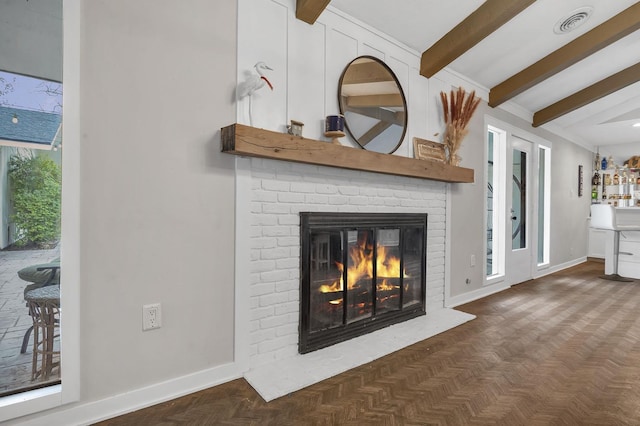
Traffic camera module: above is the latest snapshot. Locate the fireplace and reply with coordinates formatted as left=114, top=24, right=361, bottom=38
left=299, top=212, right=427, bottom=353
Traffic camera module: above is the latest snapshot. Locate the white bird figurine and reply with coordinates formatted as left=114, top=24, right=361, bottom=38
left=237, top=62, right=274, bottom=100
left=237, top=62, right=274, bottom=126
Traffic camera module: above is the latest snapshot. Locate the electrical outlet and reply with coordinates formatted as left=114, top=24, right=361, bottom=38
left=143, top=303, right=162, bottom=331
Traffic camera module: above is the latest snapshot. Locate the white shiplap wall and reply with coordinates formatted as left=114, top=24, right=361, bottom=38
left=237, top=0, right=430, bottom=155
left=236, top=0, right=454, bottom=369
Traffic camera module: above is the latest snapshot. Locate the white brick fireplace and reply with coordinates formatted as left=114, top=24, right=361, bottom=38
left=233, top=155, right=474, bottom=400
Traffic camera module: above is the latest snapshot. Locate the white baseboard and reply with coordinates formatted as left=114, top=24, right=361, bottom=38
left=18, top=362, right=242, bottom=426
left=445, top=280, right=510, bottom=308
left=534, top=257, right=587, bottom=279
left=446, top=256, right=588, bottom=308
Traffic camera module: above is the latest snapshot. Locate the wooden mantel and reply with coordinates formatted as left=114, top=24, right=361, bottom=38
left=221, top=123, right=474, bottom=184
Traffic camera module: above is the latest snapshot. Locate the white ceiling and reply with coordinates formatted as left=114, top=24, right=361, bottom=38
left=330, top=0, right=640, bottom=157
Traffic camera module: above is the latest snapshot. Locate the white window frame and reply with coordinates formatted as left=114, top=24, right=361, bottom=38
left=537, top=145, right=551, bottom=268
left=0, top=0, right=80, bottom=420
left=485, top=123, right=507, bottom=284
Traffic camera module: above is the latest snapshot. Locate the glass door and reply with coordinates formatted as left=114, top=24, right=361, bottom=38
left=507, top=137, right=533, bottom=285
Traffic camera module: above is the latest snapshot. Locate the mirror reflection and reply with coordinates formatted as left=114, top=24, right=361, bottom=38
left=338, top=56, right=407, bottom=154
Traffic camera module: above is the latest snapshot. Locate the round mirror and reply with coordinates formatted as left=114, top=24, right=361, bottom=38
left=338, top=56, right=408, bottom=154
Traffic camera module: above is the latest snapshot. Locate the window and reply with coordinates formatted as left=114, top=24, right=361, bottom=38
left=486, top=125, right=506, bottom=279
left=0, top=70, right=62, bottom=397
left=512, top=146, right=527, bottom=250
left=0, top=0, right=80, bottom=420
left=537, top=145, right=551, bottom=266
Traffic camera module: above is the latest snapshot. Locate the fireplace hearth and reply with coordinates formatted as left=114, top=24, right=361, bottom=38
left=299, top=212, right=427, bottom=353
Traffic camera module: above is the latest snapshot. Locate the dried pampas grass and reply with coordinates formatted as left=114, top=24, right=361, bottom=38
left=440, top=87, right=480, bottom=165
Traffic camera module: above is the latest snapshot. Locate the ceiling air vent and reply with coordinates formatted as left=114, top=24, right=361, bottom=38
left=554, top=7, right=593, bottom=34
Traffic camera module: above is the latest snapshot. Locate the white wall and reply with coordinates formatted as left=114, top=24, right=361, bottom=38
left=236, top=0, right=428, bottom=156
left=77, top=0, right=238, bottom=400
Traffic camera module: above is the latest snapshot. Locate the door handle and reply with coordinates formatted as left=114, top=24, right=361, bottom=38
left=511, top=216, right=517, bottom=221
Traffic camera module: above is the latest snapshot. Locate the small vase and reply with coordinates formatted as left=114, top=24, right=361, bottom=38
left=446, top=148, right=461, bottom=166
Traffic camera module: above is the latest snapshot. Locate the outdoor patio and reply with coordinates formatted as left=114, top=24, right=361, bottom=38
left=0, top=246, right=60, bottom=394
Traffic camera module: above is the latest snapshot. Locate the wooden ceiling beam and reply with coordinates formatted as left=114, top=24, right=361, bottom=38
left=345, top=106, right=405, bottom=126
left=420, top=0, right=536, bottom=78
left=532, top=62, right=640, bottom=127
left=490, top=2, right=640, bottom=107
left=359, top=121, right=393, bottom=146
left=296, top=0, right=331, bottom=25
left=342, top=62, right=394, bottom=85
left=345, top=94, right=404, bottom=108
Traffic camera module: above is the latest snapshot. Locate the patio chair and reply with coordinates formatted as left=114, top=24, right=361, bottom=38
left=18, top=259, right=60, bottom=354
left=25, top=284, right=60, bottom=380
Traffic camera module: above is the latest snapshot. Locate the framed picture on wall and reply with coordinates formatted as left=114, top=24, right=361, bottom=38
left=578, top=165, right=583, bottom=197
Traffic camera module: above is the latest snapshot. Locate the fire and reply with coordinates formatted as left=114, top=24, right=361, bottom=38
left=376, top=245, right=402, bottom=279
left=318, top=280, right=342, bottom=293
left=318, top=235, right=407, bottom=295
left=377, top=279, right=397, bottom=291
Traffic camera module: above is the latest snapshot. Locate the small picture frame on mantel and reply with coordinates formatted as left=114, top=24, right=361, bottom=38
left=413, top=137, right=446, bottom=163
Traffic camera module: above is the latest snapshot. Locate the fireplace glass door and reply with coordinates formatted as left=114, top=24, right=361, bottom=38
left=300, top=213, right=427, bottom=353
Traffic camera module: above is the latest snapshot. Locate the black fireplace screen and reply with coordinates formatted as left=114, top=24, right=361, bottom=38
left=300, top=212, right=427, bottom=353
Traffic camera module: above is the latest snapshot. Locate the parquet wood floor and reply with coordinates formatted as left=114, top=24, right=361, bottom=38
left=97, top=261, right=640, bottom=425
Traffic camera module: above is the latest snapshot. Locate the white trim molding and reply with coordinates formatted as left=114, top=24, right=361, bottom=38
left=445, top=280, right=510, bottom=308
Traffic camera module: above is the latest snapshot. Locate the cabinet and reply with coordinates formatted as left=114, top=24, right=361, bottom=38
left=591, top=168, right=640, bottom=208
left=618, top=236, right=640, bottom=279
left=590, top=209, right=640, bottom=278
left=587, top=227, right=606, bottom=258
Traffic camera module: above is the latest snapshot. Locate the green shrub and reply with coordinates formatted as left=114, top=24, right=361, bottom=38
left=8, top=153, right=61, bottom=248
